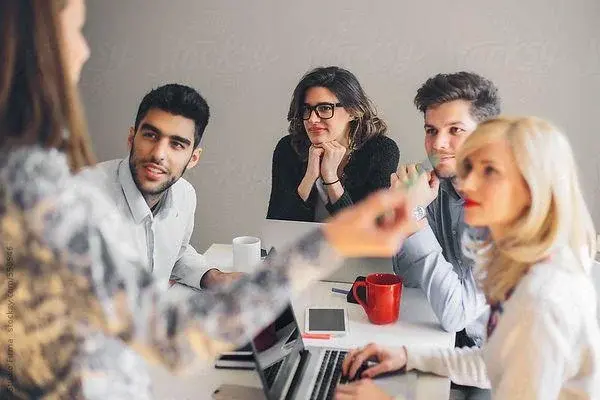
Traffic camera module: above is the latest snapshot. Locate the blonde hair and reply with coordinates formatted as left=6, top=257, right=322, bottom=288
left=457, top=116, right=596, bottom=303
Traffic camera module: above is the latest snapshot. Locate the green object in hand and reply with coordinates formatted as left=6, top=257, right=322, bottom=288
left=400, top=154, right=440, bottom=190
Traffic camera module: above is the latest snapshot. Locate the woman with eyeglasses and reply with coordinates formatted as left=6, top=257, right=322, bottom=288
left=267, top=66, right=400, bottom=222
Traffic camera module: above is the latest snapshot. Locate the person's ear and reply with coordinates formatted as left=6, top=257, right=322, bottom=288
left=187, top=148, right=202, bottom=169
left=127, top=127, right=136, bottom=149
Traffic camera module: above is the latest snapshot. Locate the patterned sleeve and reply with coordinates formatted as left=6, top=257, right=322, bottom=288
left=89, top=200, right=343, bottom=369
left=8, top=148, right=345, bottom=371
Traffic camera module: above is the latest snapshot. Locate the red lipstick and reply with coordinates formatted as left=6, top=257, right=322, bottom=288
left=464, top=198, right=480, bottom=208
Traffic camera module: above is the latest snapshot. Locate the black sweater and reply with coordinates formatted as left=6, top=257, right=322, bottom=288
left=266, top=134, right=400, bottom=222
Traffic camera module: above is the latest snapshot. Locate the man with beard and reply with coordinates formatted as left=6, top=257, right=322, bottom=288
left=391, top=73, right=501, bottom=400
left=80, top=84, right=241, bottom=290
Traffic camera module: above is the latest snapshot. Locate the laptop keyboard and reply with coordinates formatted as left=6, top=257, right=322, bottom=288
left=264, top=359, right=284, bottom=387
left=309, top=350, right=347, bottom=400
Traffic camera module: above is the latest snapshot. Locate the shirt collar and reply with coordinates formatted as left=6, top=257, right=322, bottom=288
left=118, top=159, right=152, bottom=223
left=439, top=178, right=463, bottom=202
left=152, top=190, right=175, bottom=218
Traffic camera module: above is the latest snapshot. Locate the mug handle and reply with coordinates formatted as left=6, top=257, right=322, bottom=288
left=352, top=281, right=368, bottom=311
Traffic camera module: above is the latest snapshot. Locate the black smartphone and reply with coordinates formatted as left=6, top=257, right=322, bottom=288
left=346, top=276, right=366, bottom=304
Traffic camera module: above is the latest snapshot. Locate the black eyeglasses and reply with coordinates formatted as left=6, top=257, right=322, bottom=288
left=301, top=102, right=343, bottom=120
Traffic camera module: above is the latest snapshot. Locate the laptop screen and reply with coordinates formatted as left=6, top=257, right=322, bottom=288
left=250, top=304, right=305, bottom=400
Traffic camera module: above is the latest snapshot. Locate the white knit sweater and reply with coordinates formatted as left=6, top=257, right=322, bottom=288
left=406, top=247, right=600, bottom=399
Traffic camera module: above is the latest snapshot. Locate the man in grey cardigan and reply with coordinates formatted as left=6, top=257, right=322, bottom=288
left=392, top=72, right=501, bottom=400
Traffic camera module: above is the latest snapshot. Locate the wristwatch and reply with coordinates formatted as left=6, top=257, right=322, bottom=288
left=412, top=205, right=426, bottom=221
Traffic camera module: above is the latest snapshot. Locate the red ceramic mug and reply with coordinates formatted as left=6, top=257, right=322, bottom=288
left=352, top=273, right=403, bottom=324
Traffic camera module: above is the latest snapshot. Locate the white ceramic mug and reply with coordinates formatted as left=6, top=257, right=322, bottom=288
left=232, top=236, right=261, bottom=272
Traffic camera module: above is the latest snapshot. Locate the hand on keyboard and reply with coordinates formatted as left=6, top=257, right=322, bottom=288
left=341, top=343, right=408, bottom=381
left=340, top=362, right=370, bottom=384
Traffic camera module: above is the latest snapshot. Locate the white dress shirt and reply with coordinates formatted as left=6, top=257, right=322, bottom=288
left=405, top=246, right=600, bottom=399
left=78, top=158, right=211, bottom=290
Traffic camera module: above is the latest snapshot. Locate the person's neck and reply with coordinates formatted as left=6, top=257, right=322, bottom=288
left=144, top=192, right=164, bottom=211
left=338, top=131, right=350, bottom=150
left=488, top=224, right=509, bottom=243
left=438, top=175, right=460, bottom=195
left=450, top=177, right=460, bottom=193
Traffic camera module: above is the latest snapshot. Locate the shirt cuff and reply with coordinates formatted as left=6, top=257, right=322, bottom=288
left=171, top=261, right=213, bottom=289
left=405, top=345, right=440, bottom=372
left=405, top=345, right=491, bottom=389
left=400, top=226, right=443, bottom=264
left=325, top=190, right=353, bottom=214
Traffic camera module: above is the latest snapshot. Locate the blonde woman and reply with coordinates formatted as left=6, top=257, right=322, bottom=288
left=338, top=117, right=600, bottom=400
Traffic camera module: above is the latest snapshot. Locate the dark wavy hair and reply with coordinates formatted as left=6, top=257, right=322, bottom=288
left=287, top=66, right=387, bottom=161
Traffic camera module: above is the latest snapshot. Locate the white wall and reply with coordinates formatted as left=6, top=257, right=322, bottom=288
left=81, top=0, right=600, bottom=251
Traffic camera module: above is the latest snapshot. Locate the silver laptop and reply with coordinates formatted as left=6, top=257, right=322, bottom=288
left=250, top=303, right=416, bottom=400
left=260, top=219, right=393, bottom=283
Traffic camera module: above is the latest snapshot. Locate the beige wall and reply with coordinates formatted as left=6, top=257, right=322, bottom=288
left=81, top=0, right=600, bottom=251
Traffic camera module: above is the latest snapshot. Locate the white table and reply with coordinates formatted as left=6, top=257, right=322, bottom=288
left=150, top=245, right=454, bottom=400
